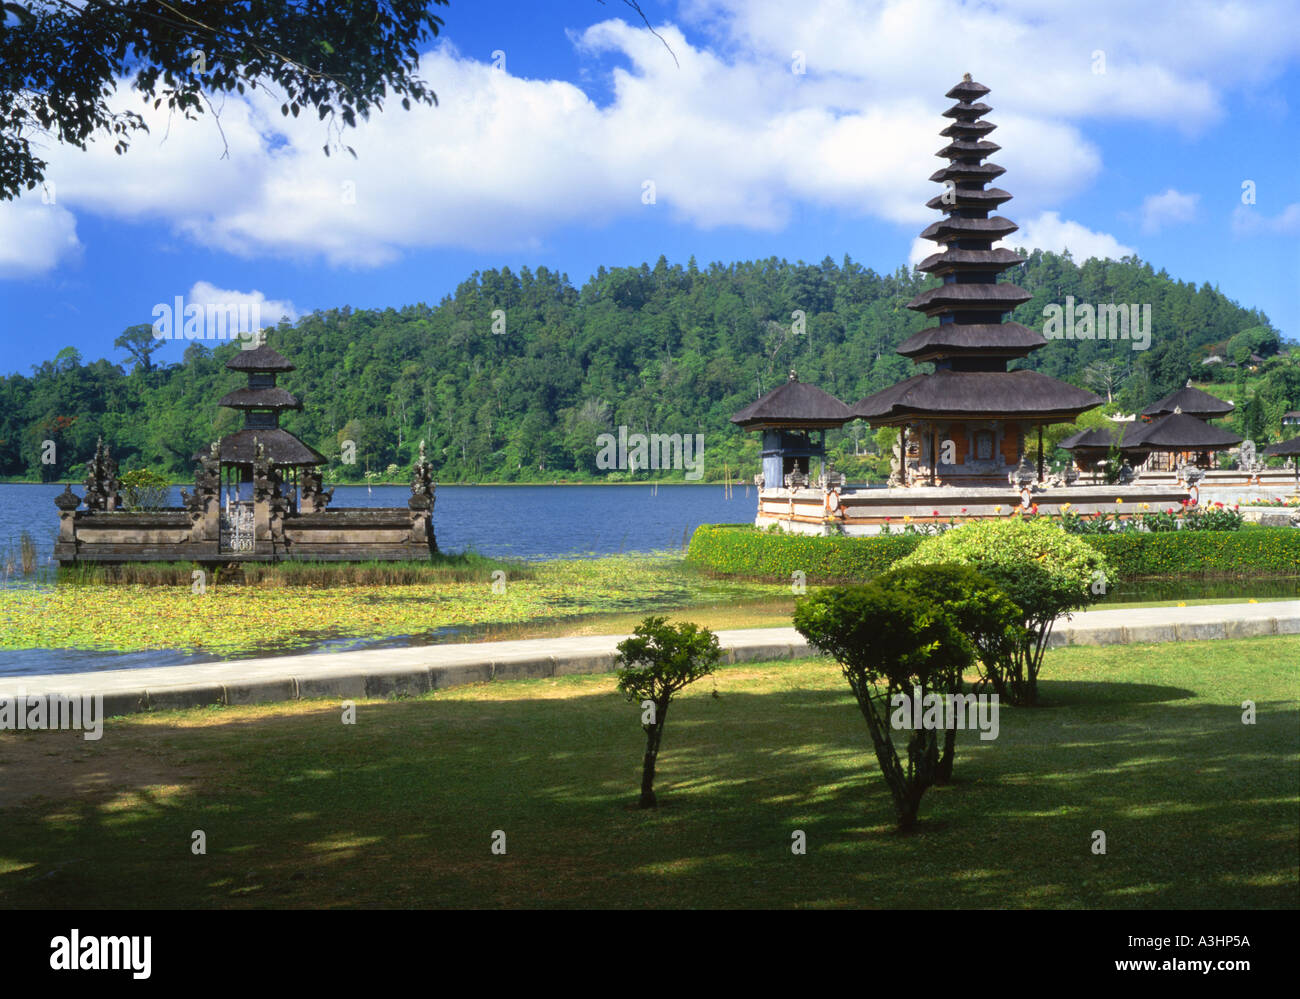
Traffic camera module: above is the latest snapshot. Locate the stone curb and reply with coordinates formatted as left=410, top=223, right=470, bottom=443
left=2, top=609, right=1296, bottom=718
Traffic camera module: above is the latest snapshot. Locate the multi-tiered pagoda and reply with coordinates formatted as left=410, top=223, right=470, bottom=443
left=853, top=75, right=1102, bottom=485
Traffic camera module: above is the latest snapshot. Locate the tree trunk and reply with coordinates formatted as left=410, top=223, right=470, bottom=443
left=639, top=705, right=668, bottom=808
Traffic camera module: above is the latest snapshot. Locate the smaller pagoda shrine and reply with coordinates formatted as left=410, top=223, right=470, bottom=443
left=54, top=337, right=437, bottom=565
left=731, top=371, right=853, bottom=488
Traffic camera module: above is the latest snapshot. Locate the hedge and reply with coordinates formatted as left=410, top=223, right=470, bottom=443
left=686, top=524, right=1300, bottom=582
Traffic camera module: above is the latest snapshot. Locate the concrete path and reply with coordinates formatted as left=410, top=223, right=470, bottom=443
left=1, top=601, right=1296, bottom=717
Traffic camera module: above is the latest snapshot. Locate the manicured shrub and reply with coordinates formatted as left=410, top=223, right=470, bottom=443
left=793, top=582, right=972, bottom=831
left=871, top=564, right=1025, bottom=781
left=687, top=524, right=1300, bottom=582
left=687, top=524, right=924, bottom=582
left=615, top=617, right=722, bottom=809
left=897, top=519, right=1108, bottom=706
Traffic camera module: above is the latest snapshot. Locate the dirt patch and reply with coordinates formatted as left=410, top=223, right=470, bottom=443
left=0, top=729, right=206, bottom=809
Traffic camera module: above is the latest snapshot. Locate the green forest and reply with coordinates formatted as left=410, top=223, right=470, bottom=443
left=2, top=248, right=1294, bottom=484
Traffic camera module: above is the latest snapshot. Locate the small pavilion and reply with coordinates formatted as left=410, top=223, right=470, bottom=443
left=731, top=372, right=853, bottom=487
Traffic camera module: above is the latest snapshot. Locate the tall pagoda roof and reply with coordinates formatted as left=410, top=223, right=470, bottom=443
left=851, top=76, right=1102, bottom=426
left=731, top=373, right=852, bottom=429
left=1141, top=384, right=1234, bottom=419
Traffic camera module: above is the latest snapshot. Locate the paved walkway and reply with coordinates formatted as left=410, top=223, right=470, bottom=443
left=1, top=601, right=1296, bottom=716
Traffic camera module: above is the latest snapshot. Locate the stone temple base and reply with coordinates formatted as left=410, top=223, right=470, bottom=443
left=755, top=483, right=1205, bottom=536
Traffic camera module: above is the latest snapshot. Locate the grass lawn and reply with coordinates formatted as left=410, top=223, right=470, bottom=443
left=1, top=635, right=1296, bottom=909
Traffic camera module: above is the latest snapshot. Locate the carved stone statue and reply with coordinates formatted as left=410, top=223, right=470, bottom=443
left=888, top=434, right=904, bottom=488
left=408, top=440, right=436, bottom=512
left=82, top=437, right=121, bottom=512
left=299, top=467, right=334, bottom=513
left=252, top=440, right=288, bottom=543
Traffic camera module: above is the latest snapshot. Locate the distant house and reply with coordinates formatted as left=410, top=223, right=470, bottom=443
left=1283, top=411, right=1300, bottom=430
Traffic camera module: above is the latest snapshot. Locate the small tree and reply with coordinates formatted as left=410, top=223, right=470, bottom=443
left=794, top=583, right=972, bottom=831
left=615, top=617, right=721, bottom=809
left=898, top=519, right=1108, bottom=706
left=870, top=564, right=1024, bottom=782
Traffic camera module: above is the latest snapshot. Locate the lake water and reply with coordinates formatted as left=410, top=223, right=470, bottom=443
left=1, top=481, right=1295, bottom=677
left=0, top=481, right=758, bottom=571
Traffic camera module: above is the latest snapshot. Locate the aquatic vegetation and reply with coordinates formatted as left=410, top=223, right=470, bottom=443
left=0, top=555, right=786, bottom=657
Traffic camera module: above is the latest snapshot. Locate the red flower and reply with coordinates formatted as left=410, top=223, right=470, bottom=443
left=932, top=510, right=939, bottom=516
left=961, top=507, right=968, bottom=513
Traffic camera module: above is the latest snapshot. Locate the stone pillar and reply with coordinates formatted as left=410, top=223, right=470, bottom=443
left=182, top=444, right=222, bottom=544
left=408, top=440, right=437, bottom=554
left=54, top=485, right=81, bottom=543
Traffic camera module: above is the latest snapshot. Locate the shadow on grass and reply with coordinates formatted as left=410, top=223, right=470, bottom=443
left=0, top=673, right=1295, bottom=909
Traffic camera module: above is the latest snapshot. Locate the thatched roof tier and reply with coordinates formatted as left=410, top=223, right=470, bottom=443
left=907, top=282, right=1032, bottom=317
left=1263, top=435, right=1300, bottom=457
left=1135, top=412, right=1242, bottom=449
left=731, top=374, right=853, bottom=429
left=919, top=215, right=1019, bottom=241
left=897, top=322, right=1044, bottom=360
left=1059, top=422, right=1153, bottom=453
left=1141, top=385, right=1234, bottom=419
left=194, top=428, right=326, bottom=467
left=924, top=187, right=1013, bottom=211
left=936, top=139, right=1001, bottom=158
left=943, top=101, right=991, bottom=118
left=940, top=119, right=996, bottom=138
left=929, top=162, right=1006, bottom=184
left=225, top=344, right=295, bottom=372
left=853, top=370, right=1102, bottom=423
left=945, top=78, right=991, bottom=101
left=917, top=247, right=1024, bottom=274
left=217, top=386, right=302, bottom=410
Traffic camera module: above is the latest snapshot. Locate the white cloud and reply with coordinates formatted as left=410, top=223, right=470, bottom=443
left=910, top=211, right=1134, bottom=266
left=1003, top=211, right=1136, bottom=262
left=1140, top=189, right=1199, bottom=233
left=0, top=195, right=81, bottom=277
left=6, top=0, right=1296, bottom=272
left=1232, top=202, right=1300, bottom=235
left=186, top=281, right=298, bottom=327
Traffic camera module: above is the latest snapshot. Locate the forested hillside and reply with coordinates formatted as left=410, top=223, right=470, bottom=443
left=1, top=249, right=1288, bottom=483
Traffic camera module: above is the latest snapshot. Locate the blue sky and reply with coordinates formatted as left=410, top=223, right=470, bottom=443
left=2, top=0, right=1298, bottom=376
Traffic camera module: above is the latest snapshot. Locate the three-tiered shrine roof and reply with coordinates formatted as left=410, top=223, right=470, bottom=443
left=195, top=341, right=324, bottom=467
